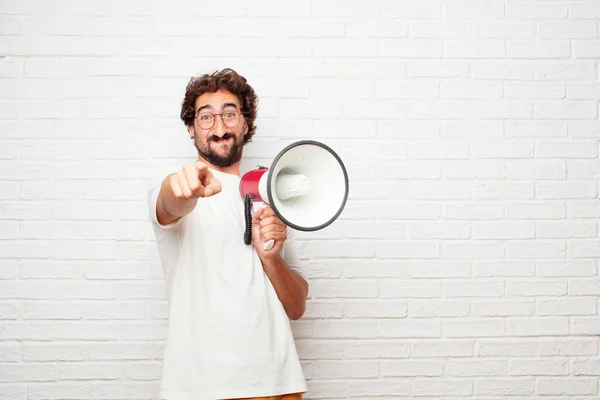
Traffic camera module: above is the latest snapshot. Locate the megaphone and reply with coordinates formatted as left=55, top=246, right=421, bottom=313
left=239, top=140, right=349, bottom=250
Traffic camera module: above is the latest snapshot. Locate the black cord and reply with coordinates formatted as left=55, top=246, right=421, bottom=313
left=244, top=194, right=253, bottom=245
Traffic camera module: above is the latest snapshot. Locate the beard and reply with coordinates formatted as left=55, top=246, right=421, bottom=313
left=192, top=130, right=244, bottom=168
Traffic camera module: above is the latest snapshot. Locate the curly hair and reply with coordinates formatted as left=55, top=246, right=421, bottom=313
left=180, top=68, right=258, bottom=144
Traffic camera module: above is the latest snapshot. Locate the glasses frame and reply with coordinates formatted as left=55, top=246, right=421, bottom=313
left=194, top=109, right=244, bottom=130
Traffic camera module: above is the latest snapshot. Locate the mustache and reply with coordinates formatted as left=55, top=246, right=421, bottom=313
left=208, top=133, right=236, bottom=142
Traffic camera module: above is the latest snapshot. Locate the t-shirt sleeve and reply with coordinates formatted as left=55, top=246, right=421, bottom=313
left=281, top=227, right=307, bottom=282
left=147, top=172, right=185, bottom=231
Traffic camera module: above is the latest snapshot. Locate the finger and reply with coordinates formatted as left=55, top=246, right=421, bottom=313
left=259, top=207, right=276, bottom=219
left=259, top=216, right=285, bottom=228
left=260, top=225, right=287, bottom=239
left=261, top=229, right=286, bottom=243
left=253, top=207, right=265, bottom=222
left=204, top=176, right=222, bottom=197
left=171, top=174, right=183, bottom=198
left=177, top=170, right=194, bottom=199
left=184, top=164, right=205, bottom=198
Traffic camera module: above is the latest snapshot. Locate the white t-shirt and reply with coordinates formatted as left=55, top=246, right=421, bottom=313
left=147, top=168, right=308, bottom=400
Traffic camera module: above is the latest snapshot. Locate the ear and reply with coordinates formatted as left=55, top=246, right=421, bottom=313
left=187, top=125, right=195, bottom=138
left=244, top=121, right=249, bottom=136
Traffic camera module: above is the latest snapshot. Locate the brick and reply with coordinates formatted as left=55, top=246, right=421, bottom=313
left=473, top=182, right=534, bottom=200
left=507, top=203, right=565, bottom=220
left=445, top=40, right=506, bottom=58
left=59, top=363, right=120, bottom=380
left=507, top=2, right=567, bottom=19
left=125, top=362, right=162, bottom=381
left=537, top=298, right=597, bottom=316
left=570, top=240, right=600, bottom=258
left=574, top=40, right=600, bottom=59
left=536, top=222, right=597, bottom=239
left=408, top=300, right=470, bottom=318
left=537, top=260, right=596, bottom=277
left=507, top=280, right=567, bottom=296
left=473, top=300, right=535, bottom=317
left=507, top=240, right=566, bottom=259
left=315, top=320, right=376, bottom=339
left=316, top=360, right=378, bottom=379
left=380, top=281, right=441, bottom=298
left=443, top=319, right=505, bottom=338
left=509, top=360, right=568, bottom=376
left=411, top=379, right=473, bottom=396
left=471, top=222, right=535, bottom=239
left=376, top=240, right=440, bottom=259
left=344, top=340, right=410, bottom=359
left=380, top=39, right=442, bottom=58
left=573, top=359, right=600, bottom=376
left=442, top=241, right=505, bottom=260
left=313, top=280, right=378, bottom=299
left=447, top=360, right=507, bottom=377
left=412, top=339, right=474, bottom=358
left=380, top=160, right=441, bottom=179
left=348, top=379, right=410, bottom=396
left=0, top=363, right=57, bottom=382
left=442, top=159, right=507, bottom=178
left=440, top=80, right=502, bottom=98
left=537, top=378, right=598, bottom=395
left=506, top=317, right=569, bottom=337
left=474, top=261, right=535, bottom=278
left=344, top=300, right=407, bottom=318
left=569, top=279, right=600, bottom=295
left=475, top=378, right=535, bottom=395
left=540, top=21, right=597, bottom=39
left=446, top=203, right=505, bottom=220
left=441, top=120, right=503, bottom=139
left=381, top=360, right=442, bottom=377
left=506, top=120, right=568, bottom=138
left=446, top=1, right=504, bottom=19
left=539, top=338, right=598, bottom=356
left=445, top=281, right=504, bottom=298
left=571, top=317, right=600, bottom=336
left=0, top=342, right=20, bottom=362
left=476, top=339, right=539, bottom=357
left=378, top=320, right=441, bottom=338
left=537, top=61, right=598, bottom=80
left=407, top=261, right=470, bottom=278
left=380, top=1, right=443, bottom=19
left=508, top=40, right=570, bottom=59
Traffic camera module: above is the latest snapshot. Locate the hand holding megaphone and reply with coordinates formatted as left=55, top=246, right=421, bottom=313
left=251, top=206, right=286, bottom=255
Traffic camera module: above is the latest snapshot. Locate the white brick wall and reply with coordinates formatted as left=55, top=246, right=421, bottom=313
left=1, top=0, right=599, bottom=398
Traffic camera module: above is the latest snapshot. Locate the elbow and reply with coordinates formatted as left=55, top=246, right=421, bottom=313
left=287, top=300, right=306, bottom=320
left=288, top=307, right=305, bottom=321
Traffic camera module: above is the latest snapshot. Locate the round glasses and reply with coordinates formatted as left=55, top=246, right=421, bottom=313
left=195, top=110, right=242, bottom=130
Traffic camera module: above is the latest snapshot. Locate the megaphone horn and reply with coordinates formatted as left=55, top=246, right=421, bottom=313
left=239, top=140, right=349, bottom=248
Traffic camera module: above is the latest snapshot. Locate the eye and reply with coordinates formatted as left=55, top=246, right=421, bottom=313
left=224, top=111, right=236, bottom=118
left=199, top=113, right=212, bottom=120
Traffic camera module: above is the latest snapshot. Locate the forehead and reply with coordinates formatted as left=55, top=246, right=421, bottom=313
left=194, top=89, right=241, bottom=111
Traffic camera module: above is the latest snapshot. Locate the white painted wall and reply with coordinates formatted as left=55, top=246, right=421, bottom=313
left=1, top=0, right=599, bottom=398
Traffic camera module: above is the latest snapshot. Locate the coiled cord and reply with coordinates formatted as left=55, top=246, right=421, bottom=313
left=244, top=194, right=252, bottom=245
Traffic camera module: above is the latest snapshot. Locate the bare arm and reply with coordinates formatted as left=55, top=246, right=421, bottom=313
left=252, top=207, right=308, bottom=320
left=156, top=160, right=222, bottom=225
left=261, top=253, right=308, bottom=320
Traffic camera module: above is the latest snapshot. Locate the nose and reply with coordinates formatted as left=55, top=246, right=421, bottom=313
left=211, top=114, right=227, bottom=138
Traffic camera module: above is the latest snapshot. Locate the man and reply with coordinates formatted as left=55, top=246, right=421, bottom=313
left=147, top=68, right=309, bottom=400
